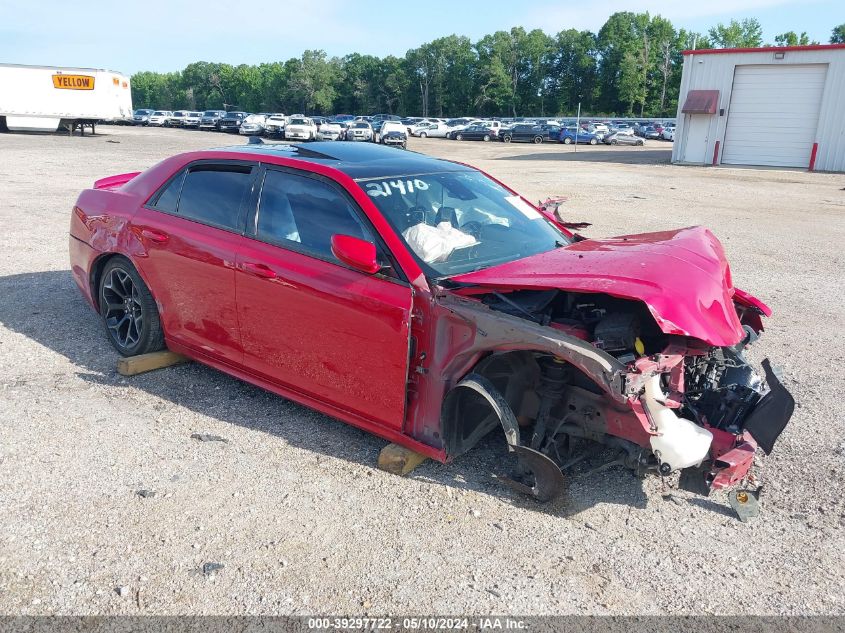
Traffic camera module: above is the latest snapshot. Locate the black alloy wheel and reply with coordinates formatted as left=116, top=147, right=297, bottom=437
left=99, top=258, right=164, bottom=356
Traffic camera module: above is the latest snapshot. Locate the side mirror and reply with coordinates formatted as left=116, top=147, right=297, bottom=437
left=330, top=234, right=381, bottom=274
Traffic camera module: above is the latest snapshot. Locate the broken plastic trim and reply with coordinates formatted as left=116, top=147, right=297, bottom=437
left=443, top=373, right=565, bottom=503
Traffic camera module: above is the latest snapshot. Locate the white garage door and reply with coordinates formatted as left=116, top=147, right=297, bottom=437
left=722, top=64, right=827, bottom=167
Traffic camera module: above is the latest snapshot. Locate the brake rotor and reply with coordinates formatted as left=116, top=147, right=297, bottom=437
left=500, top=444, right=566, bottom=503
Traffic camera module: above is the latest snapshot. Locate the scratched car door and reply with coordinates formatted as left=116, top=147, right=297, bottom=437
left=235, top=167, right=413, bottom=430
left=131, top=161, right=255, bottom=365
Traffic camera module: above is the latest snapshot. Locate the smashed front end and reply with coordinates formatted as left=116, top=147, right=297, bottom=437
left=436, top=270, right=794, bottom=513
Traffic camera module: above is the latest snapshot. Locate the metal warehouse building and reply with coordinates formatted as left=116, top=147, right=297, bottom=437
left=672, top=44, right=845, bottom=172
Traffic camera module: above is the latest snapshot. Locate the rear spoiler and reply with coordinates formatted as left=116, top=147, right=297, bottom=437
left=93, top=172, right=141, bottom=191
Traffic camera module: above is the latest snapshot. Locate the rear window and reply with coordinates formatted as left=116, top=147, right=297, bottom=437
left=176, top=165, right=254, bottom=231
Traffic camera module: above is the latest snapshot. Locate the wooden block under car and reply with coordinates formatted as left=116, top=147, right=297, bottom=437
left=377, top=443, right=430, bottom=476
left=117, top=350, right=190, bottom=377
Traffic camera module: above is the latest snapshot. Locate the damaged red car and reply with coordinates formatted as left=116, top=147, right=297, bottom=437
left=69, top=142, right=793, bottom=507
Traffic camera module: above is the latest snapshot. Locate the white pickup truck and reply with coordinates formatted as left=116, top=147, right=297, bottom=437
left=0, top=63, right=133, bottom=133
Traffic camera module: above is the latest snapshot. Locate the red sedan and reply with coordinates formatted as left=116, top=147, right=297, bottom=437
left=69, top=142, right=793, bottom=506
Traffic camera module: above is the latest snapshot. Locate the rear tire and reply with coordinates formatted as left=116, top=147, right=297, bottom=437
left=420, top=132, right=427, bottom=138
left=483, top=134, right=490, bottom=142
left=563, top=137, right=572, bottom=145
left=99, top=257, right=165, bottom=357
left=502, top=135, right=511, bottom=143
left=456, top=133, right=463, bottom=141
left=589, top=138, right=597, bottom=145
left=533, top=136, right=543, bottom=144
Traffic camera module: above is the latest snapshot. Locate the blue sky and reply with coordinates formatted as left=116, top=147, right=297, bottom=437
left=0, top=0, right=841, bottom=74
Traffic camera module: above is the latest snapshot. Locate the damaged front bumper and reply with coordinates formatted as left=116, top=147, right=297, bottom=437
left=437, top=293, right=794, bottom=511
left=678, top=358, right=794, bottom=495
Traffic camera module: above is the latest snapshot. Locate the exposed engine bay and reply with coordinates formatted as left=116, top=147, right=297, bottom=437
left=440, top=287, right=794, bottom=515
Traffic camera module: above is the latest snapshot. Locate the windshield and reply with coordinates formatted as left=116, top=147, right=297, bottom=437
left=290, top=118, right=308, bottom=125
left=352, top=122, right=370, bottom=129
left=359, top=171, right=568, bottom=277
left=203, top=110, right=218, bottom=116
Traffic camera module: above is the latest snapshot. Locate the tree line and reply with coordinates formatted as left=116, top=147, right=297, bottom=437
left=130, top=15, right=845, bottom=118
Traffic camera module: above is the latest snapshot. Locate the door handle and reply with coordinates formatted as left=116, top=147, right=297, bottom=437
left=241, top=262, right=277, bottom=279
left=140, top=228, right=169, bottom=244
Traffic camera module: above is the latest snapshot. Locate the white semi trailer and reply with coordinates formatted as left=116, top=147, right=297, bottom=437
left=0, top=63, right=133, bottom=134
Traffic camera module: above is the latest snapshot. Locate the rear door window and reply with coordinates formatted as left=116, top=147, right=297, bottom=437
left=176, top=164, right=254, bottom=232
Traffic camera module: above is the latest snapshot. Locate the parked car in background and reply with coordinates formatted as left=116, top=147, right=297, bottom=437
left=559, top=127, right=598, bottom=145
left=239, top=114, right=268, bottom=136
left=446, top=120, right=485, bottom=139
left=284, top=117, right=317, bottom=140
left=409, top=121, right=435, bottom=136
left=371, top=114, right=401, bottom=126
left=319, top=120, right=343, bottom=140
left=182, top=111, right=203, bottom=129
left=147, top=111, right=173, bottom=127
left=501, top=123, right=561, bottom=144
left=199, top=110, right=227, bottom=131
left=169, top=110, right=189, bottom=127
left=480, top=120, right=503, bottom=137
left=378, top=120, right=407, bottom=148
left=453, top=124, right=496, bottom=142
left=132, top=109, right=154, bottom=126
left=219, top=112, right=248, bottom=133
left=662, top=126, right=676, bottom=141
left=603, top=131, right=645, bottom=146
left=264, top=114, right=287, bottom=137
left=413, top=122, right=451, bottom=138
left=346, top=121, right=374, bottom=142
left=642, top=126, right=662, bottom=140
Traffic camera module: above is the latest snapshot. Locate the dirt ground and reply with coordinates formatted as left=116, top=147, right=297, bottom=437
left=0, top=126, right=843, bottom=616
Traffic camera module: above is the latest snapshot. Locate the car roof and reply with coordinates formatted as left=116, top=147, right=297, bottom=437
left=212, top=141, right=473, bottom=180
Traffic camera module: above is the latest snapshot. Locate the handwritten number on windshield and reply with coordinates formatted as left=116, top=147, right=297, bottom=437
left=365, top=179, right=429, bottom=197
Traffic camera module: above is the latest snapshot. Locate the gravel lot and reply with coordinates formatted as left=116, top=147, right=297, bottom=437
left=1, top=126, right=843, bottom=616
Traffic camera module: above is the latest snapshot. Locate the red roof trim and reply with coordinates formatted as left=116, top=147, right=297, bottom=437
left=683, top=43, right=845, bottom=56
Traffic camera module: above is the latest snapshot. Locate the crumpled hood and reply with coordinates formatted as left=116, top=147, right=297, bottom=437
left=449, top=226, right=745, bottom=347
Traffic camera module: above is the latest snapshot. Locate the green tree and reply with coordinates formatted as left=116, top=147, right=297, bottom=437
left=830, top=24, right=845, bottom=43
left=708, top=18, right=763, bottom=48
left=405, top=44, right=438, bottom=116
left=618, top=51, right=644, bottom=115
left=773, top=31, right=812, bottom=46
left=286, top=50, right=337, bottom=114
left=596, top=12, right=652, bottom=114
left=546, top=29, right=598, bottom=115
left=473, top=31, right=515, bottom=116
left=435, top=35, right=476, bottom=117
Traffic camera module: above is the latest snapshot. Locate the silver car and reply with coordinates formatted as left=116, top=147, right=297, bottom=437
left=346, top=121, right=374, bottom=142
left=603, top=131, right=645, bottom=146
